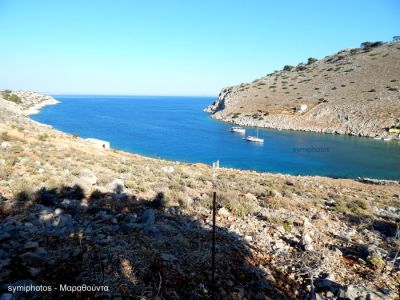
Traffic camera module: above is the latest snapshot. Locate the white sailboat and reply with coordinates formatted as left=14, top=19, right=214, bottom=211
left=246, top=127, right=264, bottom=143
left=230, top=126, right=246, bottom=134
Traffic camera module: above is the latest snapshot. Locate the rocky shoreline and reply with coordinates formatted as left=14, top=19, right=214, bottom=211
left=205, top=95, right=400, bottom=140
left=205, top=41, right=400, bottom=140
left=14, top=90, right=60, bottom=116
left=0, top=90, right=59, bottom=123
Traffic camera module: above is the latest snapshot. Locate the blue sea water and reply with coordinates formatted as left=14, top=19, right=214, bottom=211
left=32, top=95, right=400, bottom=180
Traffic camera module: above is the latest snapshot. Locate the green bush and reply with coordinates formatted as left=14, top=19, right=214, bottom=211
left=37, top=133, right=49, bottom=141
left=1, top=131, right=10, bottom=141
left=6, top=94, right=21, bottom=104
left=218, top=191, right=257, bottom=217
left=307, top=57, right=318, bottom=65
left=283, top=65, right=294, bottom=71
left=367, top=254, right=384, bottom=272
left=1, top=91, right=10, bottom=100
left=361, top=41, right=384, bottom=51
left=232, top=112, right=241, bottom=119
left=296, top=64, right=307, bottom=71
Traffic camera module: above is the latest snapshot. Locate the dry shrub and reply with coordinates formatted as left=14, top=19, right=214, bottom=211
left=335, top=198, right=372, bottom=216
left=218, top=191, right=257, bottom=217
left=265, top=196, right=291, bottom=209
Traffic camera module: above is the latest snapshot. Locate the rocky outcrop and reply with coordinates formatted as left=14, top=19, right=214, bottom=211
left=13, top=91, right=59, bottom=115
left=206, top=41, right=400, bottom=138
left=0, top=90, right=59, bottom=120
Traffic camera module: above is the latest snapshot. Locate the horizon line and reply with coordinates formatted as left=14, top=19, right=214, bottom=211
left=48, top=93, right=218, bottom=98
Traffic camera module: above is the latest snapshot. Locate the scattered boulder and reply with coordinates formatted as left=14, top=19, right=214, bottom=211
left=0, top=142, right=10, bottom=149
left=345, top=285, right=391, bottom=300
left=218, top=207, right=231, bottom=218
left=374, top=206, right=400, bottom=221
left=244, top=235, right=253, bottom=242
left=76, top=168, right=97, bottom=186
left=325, top=199, right=336, bottom=207
left=107, top=179, right=125, bottom=194
left=301, top=218, right=314, bottom=251
left=245, top=193, right=257, bottom=202
left=161, top=166, right=175, bottom=173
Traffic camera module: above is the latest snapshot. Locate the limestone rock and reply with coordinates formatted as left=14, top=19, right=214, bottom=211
left=76, top=169, right=97, bottom=186
left=107, top=179, right=125, bottom=194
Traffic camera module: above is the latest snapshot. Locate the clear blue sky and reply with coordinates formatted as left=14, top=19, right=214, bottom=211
left=0, top=0, right=399, bottom=96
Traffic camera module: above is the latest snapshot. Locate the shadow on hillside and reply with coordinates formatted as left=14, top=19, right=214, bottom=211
left=0, top=185, right=295, bottom=299
left=325, top=212, right=399, bottom=273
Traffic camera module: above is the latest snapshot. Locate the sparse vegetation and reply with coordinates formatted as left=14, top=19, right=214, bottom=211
left=367, top=254, right=385, bottom=272
left=283, top=65, right=294, bottom=71
left=1, top=91, right=21, bottom=103
left=361, top=41, right=384, bottom=51
left=232, top=112, right=241, bottom=119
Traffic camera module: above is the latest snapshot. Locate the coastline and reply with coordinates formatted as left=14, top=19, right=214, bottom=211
left=24, top=98, right=60, bottom=116
left=28, top=94, right=400, bottom=182
left=207, top=111, right=400, bottom=141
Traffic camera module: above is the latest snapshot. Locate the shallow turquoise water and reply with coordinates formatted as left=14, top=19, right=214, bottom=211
left=32, top=95, right=400, bottom=180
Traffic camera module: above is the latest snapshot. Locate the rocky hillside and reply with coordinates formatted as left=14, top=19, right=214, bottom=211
left=206, top=40, right=400, bottom=138
left=0, top=91, right=399, bottom=299
left=0, top=90, right=59, bottom=121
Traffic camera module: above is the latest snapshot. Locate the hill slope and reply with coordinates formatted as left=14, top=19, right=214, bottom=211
left=206, top=41, right=400, bottom=138
left=0, top=92, right=399, bottom=299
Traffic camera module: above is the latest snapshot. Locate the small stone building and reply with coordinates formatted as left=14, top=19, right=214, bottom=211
left=85, top=138, right=110, bottom=150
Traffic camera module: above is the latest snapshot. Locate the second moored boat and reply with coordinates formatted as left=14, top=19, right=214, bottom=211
left=246, top=127, right=264, bottom=143
left=230, top=126, right=246, bottom=134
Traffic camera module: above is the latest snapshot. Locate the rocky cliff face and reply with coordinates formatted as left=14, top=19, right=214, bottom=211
left=206, top=41, right=400, bottom=138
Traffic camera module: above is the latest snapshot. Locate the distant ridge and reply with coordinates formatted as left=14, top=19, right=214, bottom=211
left=206, top=39, right=400, bottom=138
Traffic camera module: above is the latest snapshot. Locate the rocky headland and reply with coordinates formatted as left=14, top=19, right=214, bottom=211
left=0, top=91, right=399, bottom=299
left=206, top=40, right=400, bottom=139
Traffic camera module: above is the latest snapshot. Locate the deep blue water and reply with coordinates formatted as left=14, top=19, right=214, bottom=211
left=32, top=95, right=400, bottom=180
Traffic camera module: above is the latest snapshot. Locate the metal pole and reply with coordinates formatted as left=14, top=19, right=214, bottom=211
left=211, top=191, right=216, bottom=299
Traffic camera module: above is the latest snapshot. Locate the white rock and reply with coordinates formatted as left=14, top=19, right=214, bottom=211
left=244, top=235, right=253, bottom=242
left=218, top=207, right=231, bottom=218
left=0, top=142, right=10, bottom=148
left=107, top=179, right=125, bottom=194
left=161, top=166, right=175, bottom=173
left=76, top=168, right=97, bottom=186
left=245, top=193, right=257, bottom=202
